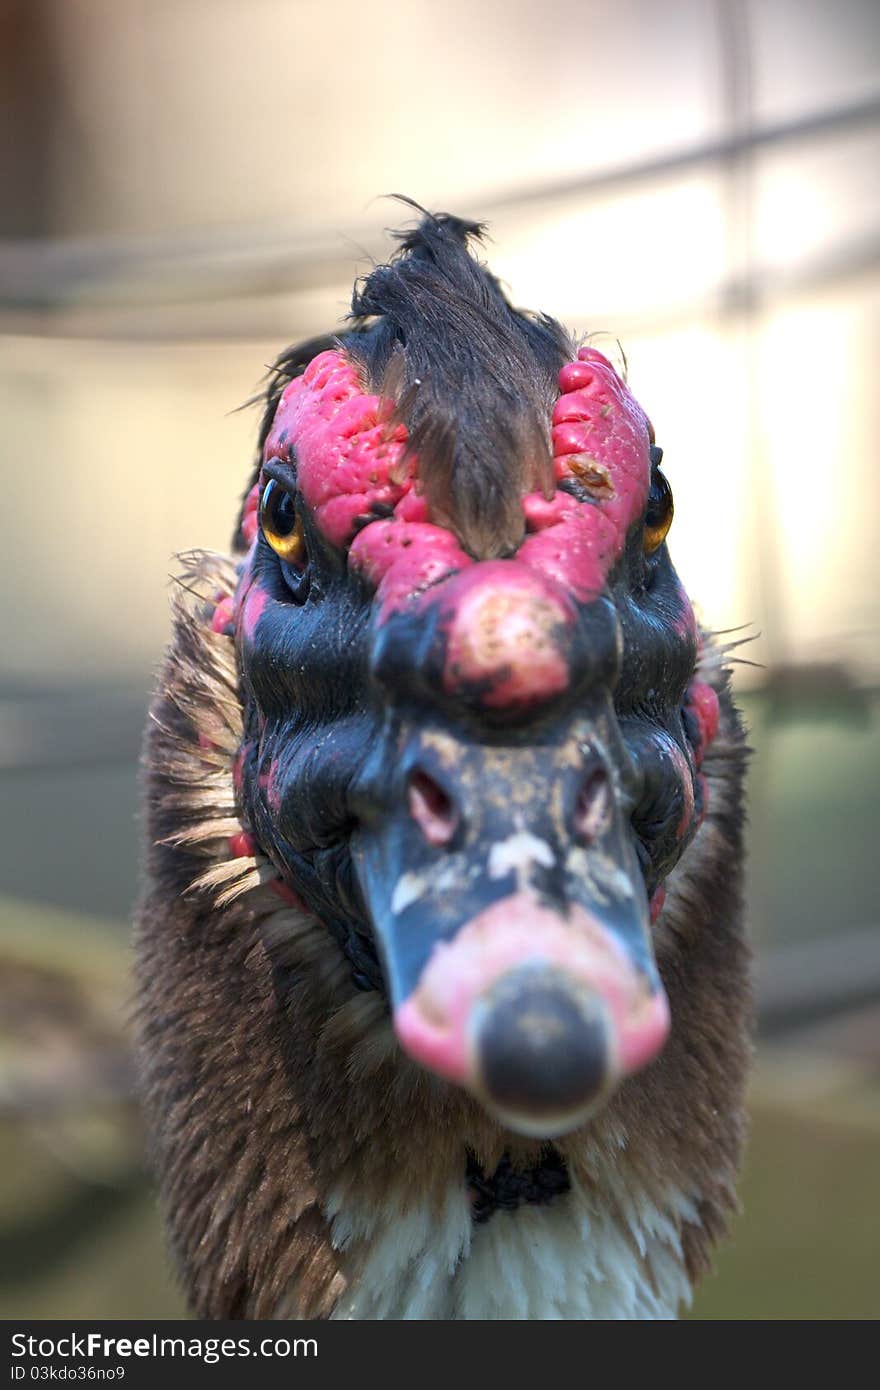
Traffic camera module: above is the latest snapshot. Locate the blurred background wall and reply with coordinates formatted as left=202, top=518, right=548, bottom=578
left=1, top=0, right=878, bottom=1318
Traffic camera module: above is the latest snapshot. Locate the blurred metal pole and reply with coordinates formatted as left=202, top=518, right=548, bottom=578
left=2, top=92, right=879, bottom=313
left=715, top=0, right=788, bottom=677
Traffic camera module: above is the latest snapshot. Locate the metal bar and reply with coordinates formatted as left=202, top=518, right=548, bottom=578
left=1, top=92, right=879, bottom=310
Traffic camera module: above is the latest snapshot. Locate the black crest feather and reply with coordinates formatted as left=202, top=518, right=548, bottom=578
left=241, top=207, right=573, bottom=559
left=347, top=207, right=572, bottom=558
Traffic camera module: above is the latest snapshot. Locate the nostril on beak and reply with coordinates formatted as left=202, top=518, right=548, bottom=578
left=574, top=768, right=612, bottom=844
left=407, top=768, right=459, bottom=847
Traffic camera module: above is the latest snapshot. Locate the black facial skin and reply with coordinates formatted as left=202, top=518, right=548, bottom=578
left=236, top=457, right=701, bottom=1006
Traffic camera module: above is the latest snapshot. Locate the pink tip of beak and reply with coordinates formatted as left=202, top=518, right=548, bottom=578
left=393, top=893, right=669, bottom=1134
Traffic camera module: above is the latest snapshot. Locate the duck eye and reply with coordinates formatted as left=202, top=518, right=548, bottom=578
left=643, top=467, right=673, bottom=555
left=260, top=478, right=306, bottom=565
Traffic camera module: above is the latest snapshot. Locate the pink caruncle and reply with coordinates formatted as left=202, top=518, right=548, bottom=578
left=252, top=346, right=653, bottom=711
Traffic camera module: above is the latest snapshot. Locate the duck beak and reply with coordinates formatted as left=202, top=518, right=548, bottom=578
left=350, top=724, right=669, bottom=1137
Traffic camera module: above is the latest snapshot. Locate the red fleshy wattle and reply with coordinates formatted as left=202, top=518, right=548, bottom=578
left=228, top=831, right=257, bottom=859
left=211, top=595, right=235, bottom=634
left=687, top=681, right=720, bottom=760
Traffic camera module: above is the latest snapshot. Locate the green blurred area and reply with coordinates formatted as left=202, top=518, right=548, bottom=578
left=745, top=694, right=879, bottom=947
left=692, top=1050, right=880, bottom=1319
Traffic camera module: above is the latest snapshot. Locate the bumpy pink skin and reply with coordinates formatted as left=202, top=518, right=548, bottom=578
left=351, top=519, right=472, bottom=617
left=438, top=562, right=576, bottom=709
left=264, top=352, right=412, bottom=548
left=211, top=594, right=235, bottom=634
left=228, top=830, right=257, bottom=859
left=260, top=347, right=651, bottom=637
left=393, top=893, right=670, bottom=1095
left=519, top=347, right=652, bottom=602
left=686, top=681, right=720, bottom=766
left=249, top=345, right=653, bottom=715
left=239, top=582, right=268, bottom=643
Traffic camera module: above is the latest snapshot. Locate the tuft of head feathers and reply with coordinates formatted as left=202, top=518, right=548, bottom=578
left=238, top=208, right=573, bottom=560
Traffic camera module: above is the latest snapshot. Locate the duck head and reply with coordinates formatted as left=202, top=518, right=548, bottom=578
left=230, top=213, right=717, bottom=1138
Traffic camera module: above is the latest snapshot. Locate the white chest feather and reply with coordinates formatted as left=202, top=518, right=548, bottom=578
left=326, top=1177, right=696, bottom=1320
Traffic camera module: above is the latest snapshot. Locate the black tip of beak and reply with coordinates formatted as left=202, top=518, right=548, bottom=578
left=475, top=970, right=611, bottom=1127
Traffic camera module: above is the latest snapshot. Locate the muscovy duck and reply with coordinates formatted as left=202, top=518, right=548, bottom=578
left=135, top=211, right=750, bottom=1320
